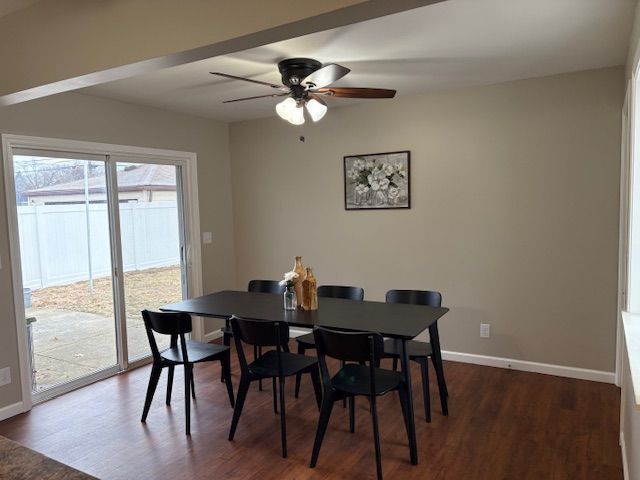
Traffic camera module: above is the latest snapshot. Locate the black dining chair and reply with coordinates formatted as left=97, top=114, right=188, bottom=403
left=222, top=280, right=285, bottom=349
left=221, top=280, right=286, bottom=388
left=381, top=289, right=448, bottom=422
left=228, top=315, right=322, bottom=458
left=140, top=310, right=234, bottom=435
left=310, top=326, right=411, bottom=480
left=294, top=285, right=365, bottom=399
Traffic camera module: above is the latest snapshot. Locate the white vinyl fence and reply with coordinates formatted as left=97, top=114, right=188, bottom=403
left=18, top=202, right=180, bottom=289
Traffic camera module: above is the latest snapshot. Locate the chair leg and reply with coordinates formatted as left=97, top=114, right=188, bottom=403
left=392, top=357, right=398, bottom=371
left=348, top=396, right=355, bottom=433
left=141, top=363, right=162, bottom=422
left=430, top=355, right=448, bottom=415
left=419, top=358, right=431, bottom=422
left=370, top=395, right=383, bottom=480
left=221, top=353, right=235, bottom=407
left=184, top=364, right=191, bottom=435
left=255, top=346, right=261, bottom=391
left=165, top=365, right=174, bottom=405
left=341, top=360, right=347, bottom=408
left=190, top=364, right=196, bottom=399
left=397, top=386, right=412, bottom=459
left=229, top=377, right=250, bottom=441
left=294, top=343, right=306, bottom=399
left=221, top=331, right=231, bottom=382
left=309, top=367, right=322, bottom=410
left=279, top=376, right=287, bottom=458
left=310, top=391, right=335, bottom=468
left=272, top=377, right=278, bottom=414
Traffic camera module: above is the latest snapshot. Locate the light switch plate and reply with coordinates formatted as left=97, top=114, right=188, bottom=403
left=202, top=232, right=213, bottom=244
left=0, top=367, right=11, bottom=387
left=480, top=323, right=491, bottom=339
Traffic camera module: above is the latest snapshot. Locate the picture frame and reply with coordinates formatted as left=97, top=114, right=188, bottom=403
left=343, top=150, right=411, bottom=210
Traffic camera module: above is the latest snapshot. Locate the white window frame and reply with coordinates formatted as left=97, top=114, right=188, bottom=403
left=2, top=134, right=204, bottom=411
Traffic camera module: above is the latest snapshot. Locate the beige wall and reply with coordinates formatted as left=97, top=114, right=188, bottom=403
left=0, top=92, right=235, bottom=409
left=229, top=67, right=624, bottom=372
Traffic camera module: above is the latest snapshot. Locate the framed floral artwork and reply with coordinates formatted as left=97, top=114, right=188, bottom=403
left=343, top=151, right=410, bottom=210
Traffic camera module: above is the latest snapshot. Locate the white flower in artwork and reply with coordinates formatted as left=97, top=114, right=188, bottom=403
left=353, top=159, right=365, bottom=170
left=375, top=169, right=386, bottom=181
left=355, top=184, right=370, bottom=194
left=388, top=186, right=400, bottom=199
left=366, top=159, right=374, bottom=169
left=367, top=173, right=374, bottom=185
left=384, top=164, right=395, bottom=176
left=348, top=168, right=358, bottom=180
left=379, top=178, right=390, bottom=190
left=370, top=180, right=381, bottom=191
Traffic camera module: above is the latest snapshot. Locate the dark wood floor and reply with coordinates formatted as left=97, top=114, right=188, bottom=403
left=0, top=341, right=622, bottom=480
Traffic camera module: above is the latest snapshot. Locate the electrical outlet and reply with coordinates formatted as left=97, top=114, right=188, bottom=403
left=202, top=232, right=212, bottom=244
left=0, top=367, right=11, bottom=387
left=480, top=323, right=491, bottom=339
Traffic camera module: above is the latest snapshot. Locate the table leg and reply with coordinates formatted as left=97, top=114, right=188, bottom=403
left=400, top=338, right=418, bottom=465
left=429, top=323, right=448, bottom=415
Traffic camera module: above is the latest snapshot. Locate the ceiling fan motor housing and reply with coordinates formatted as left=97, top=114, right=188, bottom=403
left=278, top=58, right=322, bottom=87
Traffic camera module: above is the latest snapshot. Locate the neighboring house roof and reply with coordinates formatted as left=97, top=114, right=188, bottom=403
left=25, top=164, right=176, bottom=196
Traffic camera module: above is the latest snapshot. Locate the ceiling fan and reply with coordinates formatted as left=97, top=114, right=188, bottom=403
left=210, top=58, right=396, bottom=125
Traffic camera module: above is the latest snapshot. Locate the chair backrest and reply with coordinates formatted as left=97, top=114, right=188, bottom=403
left=247, top=280, right=285, bottom=294
left=313, top=326, right=384, bottom=394
left=385, top=289, right=442, bottom=307
left=313, top=326, right=383, bottom=363
left=230, top=315, right=289, bottom=375
left=141, top=310, right=191, bottom=362
left=317, top=285, right=364, bottom=301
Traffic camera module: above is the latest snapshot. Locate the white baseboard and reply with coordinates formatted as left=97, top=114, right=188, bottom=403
left=229, top=327, right=615, bottom=384
left=620, top=431, right=630, bottom=480
left=203, top=329, right=224, bottom=343
left=441, top=350, right=615, bottom=384
left=205, top=327, right=307, bottom=343
left=0, top=401, right=27, bottom=422
left=289, top=328, right=309, bottom=338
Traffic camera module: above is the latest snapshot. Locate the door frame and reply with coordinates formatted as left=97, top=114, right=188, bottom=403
left=617, top=81, right=632, bottom=387
left=2, top=134, right=203, bottom=410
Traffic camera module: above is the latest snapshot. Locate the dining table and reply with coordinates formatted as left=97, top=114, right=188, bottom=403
left=161, top=290, right=449, bottom=465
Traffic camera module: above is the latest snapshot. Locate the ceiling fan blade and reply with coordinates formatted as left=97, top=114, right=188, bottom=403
left=312, top=87, right=396, bottom=99
left=302, top=64, right=350, bottom=89
left=308, top=93, right=327, bottom=105
left=223, top=93, right=289, bottom=103
left=210, top=72, right=287, bottom=91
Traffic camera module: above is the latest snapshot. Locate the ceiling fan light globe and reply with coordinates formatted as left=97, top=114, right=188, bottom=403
left=288, top=105, right=305, bottom=125
left=276, top=97, right=297, bottom=122
left=306, top=98, right=327, bottom=122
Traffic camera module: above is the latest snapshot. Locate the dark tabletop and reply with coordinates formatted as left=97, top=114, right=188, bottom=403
left=161, top=290, right=449, bottom=340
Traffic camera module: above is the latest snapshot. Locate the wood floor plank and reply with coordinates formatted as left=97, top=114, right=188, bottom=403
left=0, top=341, right=623, bottom=479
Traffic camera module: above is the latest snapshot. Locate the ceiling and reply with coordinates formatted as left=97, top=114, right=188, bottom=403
left=81, top=0, right=637, bottom=123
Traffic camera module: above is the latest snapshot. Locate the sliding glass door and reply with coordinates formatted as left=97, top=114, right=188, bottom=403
left=13, top=153, right=119, bottom=395
left=8, top=146, right=192, bottom=401
left=114, top=160, right=187, bottom=363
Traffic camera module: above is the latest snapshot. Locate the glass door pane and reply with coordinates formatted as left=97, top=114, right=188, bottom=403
left=114, top=161, right=186, bottom=362
left=12, top=154, right=118, bottom=394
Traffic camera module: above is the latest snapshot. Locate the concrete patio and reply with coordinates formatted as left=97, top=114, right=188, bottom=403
left=25, top=266, right=179, bottom=392
left=27, top=308, right=169, bottom=392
